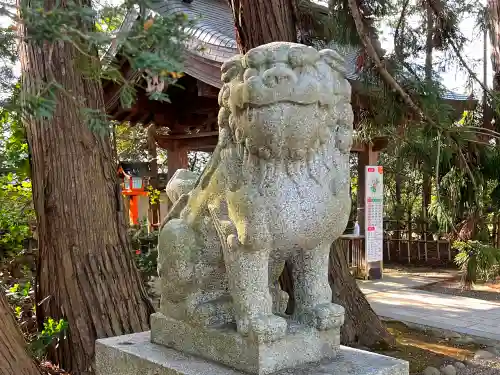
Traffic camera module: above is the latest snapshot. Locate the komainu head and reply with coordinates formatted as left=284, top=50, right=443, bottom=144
left=217, top=42, right=353, bottom=162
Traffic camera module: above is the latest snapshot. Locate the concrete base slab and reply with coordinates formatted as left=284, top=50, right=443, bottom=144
left=95, top=331, right=409, bottom=375
left=150, top=312, right=340, bottom=375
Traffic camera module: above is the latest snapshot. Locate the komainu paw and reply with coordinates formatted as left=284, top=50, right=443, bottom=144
left=313, top=303, right=345, bottom=331
left=248, top=314, right=288, bottom=343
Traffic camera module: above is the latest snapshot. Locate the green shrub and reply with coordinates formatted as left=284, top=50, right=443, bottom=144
left=30, top=317, right=69, bottom=359
left=129, top=219, right=158, bottom=281
left=453, top=240, right=500, bottom=289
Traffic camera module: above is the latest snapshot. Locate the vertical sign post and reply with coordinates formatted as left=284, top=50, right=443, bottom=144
left=365, top=166, right=384, bottom=279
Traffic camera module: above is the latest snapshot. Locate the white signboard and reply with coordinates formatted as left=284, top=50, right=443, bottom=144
left=365, top=166, right=384, bottom=262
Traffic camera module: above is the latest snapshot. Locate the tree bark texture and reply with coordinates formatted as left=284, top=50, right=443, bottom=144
left=421, top=5, right=433, bottom=237
left=0, top=292, right=42, bottom=375
left=228, top=0, right=297, bottom=53
left=488, top=0, right=500, bottom=92
left=330, top=242, right=395, bottom=347
left=18, top=2, right=154, bottom=374
left=228, top=0, right=394, bottom=348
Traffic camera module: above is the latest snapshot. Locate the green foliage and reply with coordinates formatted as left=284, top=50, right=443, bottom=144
left=115, top=122, right=149, bottom=161
left=9, top=0, right=194, bottom=135
left=0, top=82, right=34, bottom=260
left=19, top=82, right=59, bottom=121
left=31, top=317, right=69, bottom=358
left=454, top=240, right=500, bottom=289
left=0, top=87, right=30, bottom=176
left=5, top=281, right=32, bottom=306
left=0, top=22, right=17, bottom=97
left=129, top=219, right=158, bottom=280
left=95, top=4, right=128, bottom=35
left=428, top=196, right=454, bottom=234
left=146, top=186, right=161, bottom=205
left=0, top=176, right=34, bottom=257
left=3, top=277, right=68, bottom=359
left=81, top=107, right=111, bottom=137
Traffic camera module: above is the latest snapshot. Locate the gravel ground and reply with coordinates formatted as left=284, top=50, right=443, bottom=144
left=458, top=358, right=500, bottom=375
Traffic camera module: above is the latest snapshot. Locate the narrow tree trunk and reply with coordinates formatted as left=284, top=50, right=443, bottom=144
left=488, top=1, right=500, bottom=131
left=18, top=2, right=154, bottom=374
left=228, top=0, right=394, bottom=348
left=0, top=292, right=42, bottom=375
left=488, top=0, right=500, bottom=93
left=422, top=5, right=433, bottom=243
left=395, top=173, right=402, bottom=255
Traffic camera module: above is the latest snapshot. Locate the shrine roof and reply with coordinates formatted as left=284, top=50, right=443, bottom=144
left=112, top=0, right=471, bottom=102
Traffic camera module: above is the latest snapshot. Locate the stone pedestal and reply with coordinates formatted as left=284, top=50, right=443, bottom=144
left=95, top=331, right=409, bottom=375
left=151, top=312, right=340, bottom=375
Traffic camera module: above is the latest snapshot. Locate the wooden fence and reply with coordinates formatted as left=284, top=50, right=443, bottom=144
left=338, top=235, right=365, bottom=277
left=338, top=227, right=456, bottom=274
left=384, top=237, right=455, bottom=265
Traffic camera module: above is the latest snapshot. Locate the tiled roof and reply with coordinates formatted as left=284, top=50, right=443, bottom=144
left=114, top=0, right=471, bottom=101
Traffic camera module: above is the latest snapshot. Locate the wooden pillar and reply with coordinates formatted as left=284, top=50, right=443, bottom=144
left=129, top=195, right=139, bottom=226
left=357, top=144, right=383, bottom=280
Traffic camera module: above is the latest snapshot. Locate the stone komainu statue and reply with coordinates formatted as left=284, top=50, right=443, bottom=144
left=157, top=42, right=353, bottom=344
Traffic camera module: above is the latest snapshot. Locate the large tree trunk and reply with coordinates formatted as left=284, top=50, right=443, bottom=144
left=330, top=242, right=394, bottom=347
left=18, top=2, right=154, bottom=374
left=228, top=0, right=297, bottom=53
left=227, top=0, right=394, bottom=348
left=0, top=292, right=42, bottom=375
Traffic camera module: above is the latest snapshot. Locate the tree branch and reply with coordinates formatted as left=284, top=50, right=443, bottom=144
left=394, top=0, right=410, bottom=60
left=348, top=0, right=425, bottom=120
left=393, top=0, right=420, bottom=79
left=349, top=0, right=478, bottom=188
left=425, top=0, right=493, bottom=99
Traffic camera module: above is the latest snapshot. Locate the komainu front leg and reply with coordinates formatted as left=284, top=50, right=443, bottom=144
left=225, top=234, right=287, bottom=343
left=292, top=243, right=344, bottom=331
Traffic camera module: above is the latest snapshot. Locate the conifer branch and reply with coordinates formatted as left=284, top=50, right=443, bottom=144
left=347, top=0, right=425, bottom=120
left=394, top=0, right=410, bottom=60
left=425, top=0, right=493, bottom=98
left=348, top=0, right=478, bottom=187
